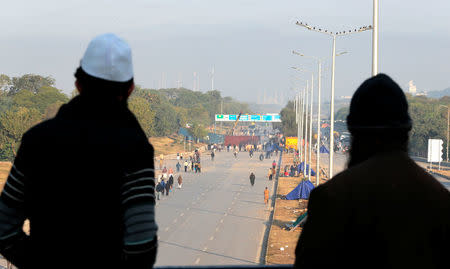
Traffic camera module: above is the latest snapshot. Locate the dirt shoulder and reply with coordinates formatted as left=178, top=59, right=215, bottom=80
left=265, top=153, right=305, bottom=265
left=265, top=151, right=328, bottom=265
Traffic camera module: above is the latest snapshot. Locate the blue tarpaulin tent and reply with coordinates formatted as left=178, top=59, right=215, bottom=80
left=297, top=162, right=316, bottom=176
left=286, top=180, right=315, bottom=200
left=319, top=145, right=330, bottom=154
left=265, top=143, right=283, bottom=152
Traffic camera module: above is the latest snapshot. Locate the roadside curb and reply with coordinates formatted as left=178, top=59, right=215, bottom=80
left=262, top=151, right=283, bottom=264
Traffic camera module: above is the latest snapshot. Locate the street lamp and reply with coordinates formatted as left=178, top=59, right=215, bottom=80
left=439, top=105, right=449, bottom=161
left=296, top=21, right=372, bottom=179
left=373, top=0, right=379, bottom=76
left=293, top=50, right=348, bottom=185
left=291, top=76, right=307, bottom=162
left=291, top=68, right=311, bottom=176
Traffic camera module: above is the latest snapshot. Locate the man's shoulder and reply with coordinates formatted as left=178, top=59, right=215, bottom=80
left=22, top=117, right=59, bottom=142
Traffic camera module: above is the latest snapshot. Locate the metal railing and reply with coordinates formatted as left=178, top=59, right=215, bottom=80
left=155, top=265, right=293, bottom=269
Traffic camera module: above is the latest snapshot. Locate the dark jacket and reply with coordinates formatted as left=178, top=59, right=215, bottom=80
left=0, top=95, right=158, bottom=268
left=295, top=150, right=450, bottom=269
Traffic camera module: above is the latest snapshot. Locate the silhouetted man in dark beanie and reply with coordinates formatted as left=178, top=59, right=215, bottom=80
left=295, top=74, right=450, bottom=269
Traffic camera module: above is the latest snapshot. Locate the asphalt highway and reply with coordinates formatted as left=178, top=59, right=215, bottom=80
left=154, top=151, right=276, bottom=266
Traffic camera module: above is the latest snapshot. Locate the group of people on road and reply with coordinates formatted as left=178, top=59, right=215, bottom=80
left=155, top=167, right=183, bottom=200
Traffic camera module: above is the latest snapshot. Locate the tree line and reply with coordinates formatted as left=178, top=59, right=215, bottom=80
left=279, top=94, right=450, bottom=158
left=0, top=74, right=250, bottom=161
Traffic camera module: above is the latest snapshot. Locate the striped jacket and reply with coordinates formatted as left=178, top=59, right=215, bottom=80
left=0, top=95, right=158, bottom=268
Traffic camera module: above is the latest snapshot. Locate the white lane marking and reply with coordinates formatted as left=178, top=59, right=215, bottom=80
left=209, top=236, right=214, bottom=240
left=194, top=258, right=201, bottom=264
left=165, top=227, right=169, bottom=232
left=180, top=213, right=184, bottom=216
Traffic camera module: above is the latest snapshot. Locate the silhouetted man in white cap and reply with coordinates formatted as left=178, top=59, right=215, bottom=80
left=0, top=33, right=158, bottom=268
left=295, top=74, right=450, bottom=269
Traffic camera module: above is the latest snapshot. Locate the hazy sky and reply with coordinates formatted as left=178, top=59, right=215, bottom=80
left=1, top=0, right=449, bottom=104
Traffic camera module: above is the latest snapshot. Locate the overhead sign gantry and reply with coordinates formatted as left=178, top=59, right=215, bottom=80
left=215, top=114, right=281, bottom=122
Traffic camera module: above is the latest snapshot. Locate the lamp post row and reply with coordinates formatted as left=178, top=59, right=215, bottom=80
left=294, top=0, right=377, bottom=180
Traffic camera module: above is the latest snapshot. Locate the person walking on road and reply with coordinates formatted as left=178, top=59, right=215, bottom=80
left=268, top=168, right=273, bottom=181
left=184, top=160, right=188, bottom=172
left=165, top=177, right=171, bottom=196
left=249, top=172, right=256, bottom=186
left=211, top=151, right=215, bottom=161
left=168, top=174, right=174, bottom=191
left=0, top=33, right=158, bottom=268
left=162, top=166, right=168, bottom=179
left=159, top=154, right=164, bottom=169
left=156, top=179, right=165, bottom=200
left=264, top=187, right=269, bottom=205
left=234, top=150, right=238, bottom=159
left=176, top=162, right=181, bottom=172
left=197, top=162, right=201, bottom=173
left=177, top=175, right=183, bottom=189
left=272, top=160, right=276, bottom=169
left=294, top=74, right=450, bottom=269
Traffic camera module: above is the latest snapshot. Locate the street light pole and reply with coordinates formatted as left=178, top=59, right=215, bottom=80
left=316, top=60, right=322, bottom=185
left=330, top=35, right=336, bottom=179
left=308, top=73, right=314, bottom=181
left=372, top=0, right=379, bottom=76
left=295, top=21, right=371, bottom=179
left=304, top=80, right=309, bottom=174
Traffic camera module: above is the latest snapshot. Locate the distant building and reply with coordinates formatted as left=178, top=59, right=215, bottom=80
left=408, top=80, right=417, bottom=95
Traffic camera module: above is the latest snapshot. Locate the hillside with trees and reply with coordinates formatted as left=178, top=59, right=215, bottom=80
left=0, top=74, right=251, bottom=161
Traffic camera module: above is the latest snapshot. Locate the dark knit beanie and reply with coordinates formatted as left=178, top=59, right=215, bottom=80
left=347, top=74, right=412, bottom=132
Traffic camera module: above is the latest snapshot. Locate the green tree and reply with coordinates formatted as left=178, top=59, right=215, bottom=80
left=10, top=74, right=55, bottom=94
left=335, top=107, right=349, bottom=121
left=11, top=86, right=68, bottom=114
left=0, top=74, right=11, bottom=91
left=129, top=96, right=156, bottom=137
left=0, top=106, right=42, bottom=159
left=279, top=101, right=297, bottom=136
left=189, top=123, right=208, bottom=141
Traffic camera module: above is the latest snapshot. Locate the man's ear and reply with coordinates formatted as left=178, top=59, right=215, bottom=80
left=75, top=80, right=82, bottom=94
left=127, top=83, right=135, bottom=98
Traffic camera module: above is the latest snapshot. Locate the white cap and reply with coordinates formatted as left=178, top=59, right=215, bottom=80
left=80, top=33, right=133, bottom=82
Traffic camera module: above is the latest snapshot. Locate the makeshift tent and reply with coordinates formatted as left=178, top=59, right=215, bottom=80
left=319, top=145, right=330, bottom=154
left=265, top=143, right=283, bottom=152
left=297, top=162, right=316, bottom=176
left=286, top=180, right=315, bottom=200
